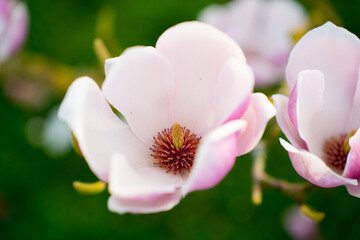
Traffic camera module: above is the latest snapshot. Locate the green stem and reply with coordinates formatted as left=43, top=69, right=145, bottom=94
left=252, top=140, right=317, bottom=204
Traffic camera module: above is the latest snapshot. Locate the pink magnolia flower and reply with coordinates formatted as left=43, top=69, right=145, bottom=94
left=199, top=0, right=308, bottom=87
left=0, top=0, right=28, bottom=65
left=273, top=22, right=360, bottom=196
left=59, top=21, right=275, bottom=214
left=283, top=206, right=318, bottom=240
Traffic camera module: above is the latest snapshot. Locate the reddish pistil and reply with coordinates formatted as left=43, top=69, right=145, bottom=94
left=150, top=124, right=201, bottom=175
left=323, top=134, right=348, bottom=171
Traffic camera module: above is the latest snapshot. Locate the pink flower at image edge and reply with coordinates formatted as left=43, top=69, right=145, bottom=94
left=273, top=22, right=360, bottom=196
left=0, top=0, right=29, bottom=64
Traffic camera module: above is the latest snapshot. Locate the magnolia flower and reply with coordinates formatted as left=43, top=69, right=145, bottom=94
left=273, top=22, right=360, bottom=196
left=283, top=206, right=318, bottom=240
left=198, top=0, right=308, bottom=87
left=59, top=21, right=275, bottom=214
left=0, top=0, right=28, bottom=65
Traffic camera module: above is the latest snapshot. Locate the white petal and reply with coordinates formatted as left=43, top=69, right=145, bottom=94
left=108, top=191, right=182, bottom=215
left=58, top=77, right=151, bottom=182
left=346, top=68, right=360, bottom=130
left=211, top=58, right=254, bottom=127
left=294, top=70, right=325, bottom=156
left=156, top=21, right=246, bottom=136
left=287, top=22, right=360, bottom=133
left=109, top=154, right=183, bottom=198
left=107, top=154, right=183, bottom=214
left=102, top=46, right=175, bottom=146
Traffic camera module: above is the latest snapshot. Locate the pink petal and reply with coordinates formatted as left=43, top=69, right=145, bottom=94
left=288, top=80, right=298, bottom=130
left=343, top=129, right=360, bottom=179
left=236, top=93, right=275, bottom=156
left=102, top=46, right=175, bottom=146
left=0, top=0, right=9, bottom=18
left=286, top=22, right=360, bottom=130
left=0, top=1, right=28, bottom=63
left=58, top=77, right=152, bottom=182
left=156, top=21, right=246, bottom=136
left=182, top=120, right=247, bottom=195
left=8, top=2, right=28, bottom=53
left=280, top=139, right=357, bottom=187
left=293, top=70, right=325, bottom=156
left=211, top=58, right=254, bottom=127
left=272, top=94, right=307, bottom=150
left=346, top=182, right=360, bottom=198
left=107, top=154, right=183, bottom=214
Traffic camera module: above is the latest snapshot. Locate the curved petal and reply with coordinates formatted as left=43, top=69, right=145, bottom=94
left=346, top=182, right=360, bottom=198
left=108, top=154, right=183, bottom=214
left=294, top=70, right=326, bottom=156
left=288, top=80, right=298, bottom=130
left=104, top=56, right=121, bottom=77
left=236, top=93, right=275, bottom=156
left=58, top=77, right=152, bottom=182
left=286, top=22, right=360, bottom=130
left=346, top=68, right=360, bottom=130
left=343, top=129, right=360, bottom=179
left=280, top=139, right=357, bottom=187
left=156, top=21, right=246, bottom=136
left=102, top=46, right=175, bottom=146
left=211, top=58, right=254, bottom=127
left=272, top=94, right=306, bottom=150
left=109, top=154, right=183, bottom=198
left=182, top=120, right=247, bottom=196
left=108, top=192, right=182, bottom=214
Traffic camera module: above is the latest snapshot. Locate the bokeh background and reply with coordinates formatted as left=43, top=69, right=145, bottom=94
left=1, top=0, right=360, bottom=239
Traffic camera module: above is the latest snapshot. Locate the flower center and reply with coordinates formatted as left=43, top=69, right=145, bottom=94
left=150, top=123, right=201, bottom=175
left=322, top=130, right=356, bottom=171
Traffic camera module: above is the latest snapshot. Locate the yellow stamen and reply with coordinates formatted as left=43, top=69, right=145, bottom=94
left=343, top=129, right=357, bottom=153
left=172, top=123, right=184, bottom=148
left=73, top=181, right=106, bottom=195
left=299, top=204, right=325, bottom=223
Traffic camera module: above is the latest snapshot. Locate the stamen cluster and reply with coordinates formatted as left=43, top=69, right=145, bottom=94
left=150, top=125, right=201, bottom=175
left=323, top=134, right=348, bottom=170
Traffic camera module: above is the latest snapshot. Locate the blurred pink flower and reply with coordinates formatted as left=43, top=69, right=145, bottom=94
left=283, top=206, right=318, bottom=240
left=199, top=0, right=308, bottom=87
left=0, top=0, right=28, bottom=64
left=58, top=22, right=275, bottom=214
left=273, top=22, right=360, bottom=195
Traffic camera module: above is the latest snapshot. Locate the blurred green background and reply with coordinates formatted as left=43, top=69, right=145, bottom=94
left=2, top=0, right=360, bottom=239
